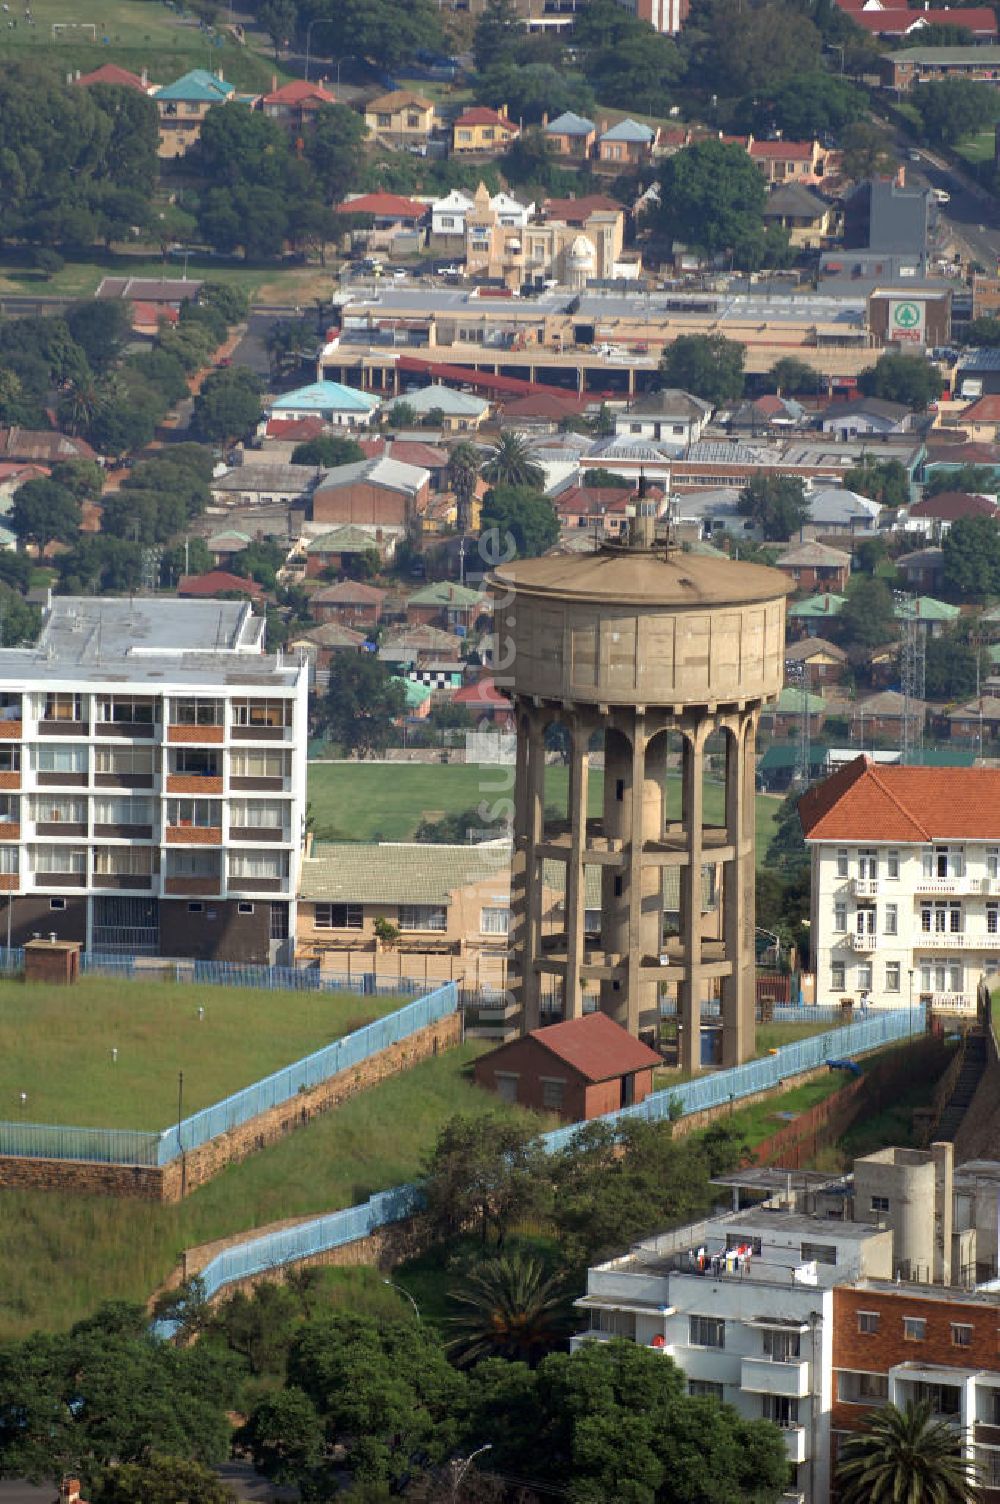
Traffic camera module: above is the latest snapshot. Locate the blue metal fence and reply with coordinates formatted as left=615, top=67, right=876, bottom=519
left=78, top=952, right=433, bottom=998
left=186, top=1004, right=927, bottom=1303
left=0, top=1120, right=160, bottom=1167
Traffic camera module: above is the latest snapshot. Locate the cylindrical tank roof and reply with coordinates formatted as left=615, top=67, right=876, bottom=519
left=492, top=546, right=791, bottom=610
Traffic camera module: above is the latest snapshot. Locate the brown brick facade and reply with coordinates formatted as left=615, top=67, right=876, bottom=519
left=166, top=827, right=222, bottom=844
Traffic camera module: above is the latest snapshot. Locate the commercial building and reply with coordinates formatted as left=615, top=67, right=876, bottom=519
left=799, top=756, right=1000, bottom=1010
left=0, top=597, right=308, bottom=962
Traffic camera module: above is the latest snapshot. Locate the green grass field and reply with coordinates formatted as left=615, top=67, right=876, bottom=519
left=955, top=131, right=996, bottom=167
left=0, top=978, right=404, bottom=1130
left=307, top=762, right=783, bottom=863
left=0, top=1040, right=549, bottom=1338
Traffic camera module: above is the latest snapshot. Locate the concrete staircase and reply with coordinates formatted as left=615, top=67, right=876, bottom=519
left=936, top=1029, right=987, bottom=1142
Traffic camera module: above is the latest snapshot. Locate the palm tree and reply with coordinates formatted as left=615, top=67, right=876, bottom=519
left=480, top=431, right=544, bottom=491
left=447, top=1251, right=572, bottom=1367
left=447, top=440, right=480, bottom=534
left=836, top=1401, right=981, bottom=1504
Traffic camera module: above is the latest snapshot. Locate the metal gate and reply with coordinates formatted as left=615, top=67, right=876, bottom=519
left=92, top=896, right=160, bottom=955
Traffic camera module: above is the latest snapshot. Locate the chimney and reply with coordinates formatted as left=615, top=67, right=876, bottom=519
left=216, top=67, right=224, bottom=82
left=141, top=66, right=148, bottom=86
left=542, top=111, right=548, bottom=127
left=932, top=1140, right=954, bottom=1285
left=60, top=1482, right=83, bottom=1504
left=75, top=69, right=81, bottom=80
left=272, top=73, right=277, bottom=92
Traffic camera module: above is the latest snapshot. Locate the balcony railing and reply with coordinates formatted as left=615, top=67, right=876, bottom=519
left=166, top=825, right=222, bottom=845
left=847, top=931, right=877, bottom=952
left=0, top=721, right=22, bottom=740
left=166, top=774, right=223, bottom=795
left=918, top=931, right=970, bottom=948
left=851, top=877, right=880, bottom=897
left=164, top=875, right=221, bottom=896
left=741, top=1357, right=810, bottom=1399
left=915, top=876, right=968, bottom=895
left=167, top=724, right=224, bottom=744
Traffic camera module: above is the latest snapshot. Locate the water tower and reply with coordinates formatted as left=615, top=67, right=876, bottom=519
left=491, top=511, right=790, bottom=1072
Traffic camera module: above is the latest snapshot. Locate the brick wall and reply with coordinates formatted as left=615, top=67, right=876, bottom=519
left=0, top=1013, right=461, bottom=1203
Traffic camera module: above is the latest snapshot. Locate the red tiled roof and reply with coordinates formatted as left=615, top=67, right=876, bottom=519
left=337, top=193, right=427, bottom=220
left=265, top=416, right=327, bottom=441
left=501, top=391, right=592, bottom=418
left=312, top=580, right=386, bottom=602
left=177, top=570, right=263, bottom=599
left=555, top=484, right=635, bottom=516
left=958, top=396, right=1000, bottom=423
left=264, top=79, right=335, bottom=105
left=75, top=63, right=150, bottom=91
left=527, top=1011, right=662, bottom=1082
left=926, top=441, right=1000, bottom=463
left=131, top=300, right=178, bottom=327
left=387, top=440, right=449, bottom=469
left=453, top=676, right=512, bottom=708
left=909, top=491, right=998, bottom=520
left=750, top=139, right=815, bottom=160
left=799, top=755, right=1000, bottom=841
left=541, top=194, right=622, bottom=224
left=454, top=106, right=516, bottom=129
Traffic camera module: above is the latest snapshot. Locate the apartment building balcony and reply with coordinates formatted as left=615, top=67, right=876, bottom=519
left=741, top=1357, right=811, bottom=1399
left=0, top=722, right=23, bottom=741
left=35, top=822, right=86, bottom=838
left=975, top=1422, right=1000, bottom=1447
left=0, top=823, right=19, bottom=841
left=0, top=872, right=18, bottom=892
left=228, top=877, right=286, bottom=894
left=93, top=823, right=154, bottom=840
left=851, top=878, right=880, bottom=897
left=781, top=1427, right=807, bottom=1466
left=167, top=724, right=224, bottom=744
left=34, top=870, right=86, bottom=888
left=846, top=931, right=877, bottom=952
left=164, top=876, right=220, bottom=896
left=0, top=772, right=21, bottom=791
left=918, top=931, right=971, bottom=948
left=93, top=873, right=155, bottom=890
left=914, top=876, right=972, bottom=897
left=166, top=775, right=223, bottom=795
left=38, top=719, right=89, bottom=738
left=94, top=720, right=156, bottom=739
left=230, top=723, right=292, bottom=742
left=229, top=775, right=288, bottom=793
left=36, top=772, right=87, bottom=789
left=229, top=824, right=289, bottom=843
left=167, top=825, right=222, bottom=845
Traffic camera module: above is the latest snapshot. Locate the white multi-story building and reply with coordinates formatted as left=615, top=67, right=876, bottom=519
left=0, top=597, right=308, bottom=963
left=573, top=1196, right=894, bottom=1504
left=800, top=756, right=1000, bottom=1010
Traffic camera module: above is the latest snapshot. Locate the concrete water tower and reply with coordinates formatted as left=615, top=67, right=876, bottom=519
left=491, top=507, right=790, bottom=1072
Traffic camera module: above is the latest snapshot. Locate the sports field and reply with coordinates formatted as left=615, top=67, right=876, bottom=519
left=0, top=977, right=403, bottom=1130
left=307, top=761, right=783, bottom=863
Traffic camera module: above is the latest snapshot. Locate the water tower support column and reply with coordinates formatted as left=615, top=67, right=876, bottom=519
left=679, top=721, right=708, bottom=1076
left=563, top=713, right=592, bottom=1018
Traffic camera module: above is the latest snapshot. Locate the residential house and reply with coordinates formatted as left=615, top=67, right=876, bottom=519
left=821, top=397, right=912, bottom=439
left=209, top=463, right=319, bottom=510
left=881, top=43, right=1000, bottom=90
left=544, top=111, right=597, bottom=158
left=784, top=636, right=849, bottom=685
left=357, top=436, right=452, bottom=490
left=296, top=837, right=514, bottom=962
left=953, top=349, right=1000, bottom=400
left=0, top=463, right=48, bottom=507
left=749, top=137, right=831, bottom=185
left=311, top=456, right=430, bottom=534
left=399, top=383, right=489, bottom=431
left=896, top=545, right=945, bottom=594
left=288, top=621, right=366, bottom=674
left=338, top=191, right=428, bottom=232
left=380, top=623, right=465, bottom=663
left=260, top=77, right=336, bottom=131
left=787, top=592, right=847, bottom=636
left=541, top=193, right=623, bottom=225
left=775, top=541, right=852, bottom=593
left=452, top=675, right=513, bottom=728
left=851, top=689, right=926, bottom=743
left=0, top=596, right=306, bottom=960
left=205, top=528, right=253, bottom=566
left=614, top=389, right=713, bottom=446
left=303, top=525, right=392, bottom=577
left=619, top=0, right=690, bottom=34
left=799, top=754, right=1000, bottom=1008
left=726, top=395, right=808, bottom=433
left=74, top=63, right=156, bottom=93
left=153, top=68, right=238, bottom=157
left=947, top=696, right=1000, bottom=744
left=310, top=580, right=386, bottom=628
left=363, top=89, right=435, bottom=147
left=430, top=188, right=475, bottom=244
left=942, top=395, right=1000, bottom=444
left=806, top=488, right=881, bottom=537
left=452, top=105, right=519, bottom=154
left=895, top=594, right=960, bottom=638
left=904, top=491, right=1000, bottom=538
left=498, top=391, right=596, bottom=429
left=761, top=183, right=834, bottom=250
left=177, top=570, right=264, bottom=601
left=759, top=685, right=827, bottom=739
left=406, top=581, right=488, bottom=631
left=268, top=380, right=381, bottom=429
left=554, top=484, right=637, bottom=536
left=597, top=118, right=658, bottom=166
left=473, top=1012, right=662, bottom=1119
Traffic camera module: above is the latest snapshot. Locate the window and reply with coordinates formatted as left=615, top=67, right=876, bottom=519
left=0, top=849, right=18, bottom=874
left=93, top=847, right=153, bottom=877
left=494, top=1072, right=518, bottom=1103
left=921, top=902, right=962, bottom=934
left=229, top=800, right=285, bottom=829
left=762, top=1395, right=798, bottom=1428
left=591, top=1307, right=636, bottom=1339
left=34, top=746, right=87, bottom=774
left=42, top=692, right=82, bottom=723
left=925, top=845, right=964, bottom=879
left=689, top=1316, right=725, bottom=1349
left=831, top=961, right=846, bottom=991
left=230, top=749, right=288, bottom=779
left=270, top=902, right=289, bottom=940
left=95, top=746, right=154, bottom=777
left=541, top=1078, right=565, bottom=1110
left=904, top=1317, right=926, bottom=1341
left=871, top=1195, right=890, bottom=1213
left=834, top=901, right=847, bottom=932
left=688, top=1380, right=724, bottom=1402
left=989, top=904, right=999, bottom=936
left=231, top=699, right=291, bottom=728
left=188, top=902, right=204, bottom=913
left=920, top=961, right=964, bottom=994
left=237, top=901, right=254, bottom=915
left=167, top=800, right=221, bottom=828
left=801, top=1242, right=838, bottom=1266
left=173, top=749, right=219, bottom=778
left=172, top=698, right=223, bottom=726
left=884, top=903, right=898, bottom=936
left=229, top=852, right=287, bottom=881
left=838, top=1371, right=888, bottom=1404
left=377, top=111, right=391, bottom=126
left=763, top=1329, right=801, bottom=1362
left=314, top=903, right=363, bottom=930
left=0, top=748, right=19, bottom=772
left=93, top=796, right=153, bottom=826
left=33, top=846, right=86, bottom=874
left=856, top=905, right=876, bottom=937
left=951, top=1323, right=973, bottom=1347
left=96, top=697, right=154, bottom=724
left=481, top=906, right=510, bottom=935
left=836, top=849, right=849, bottom=878
left=887, top=849, right=899, bottom=879
left=858, top=962, right=873, bottom=991
left=988, top=847, right=1000, bottom=879
left=886, top=962, right=901, bottom=992
left=32, top=797, right=85, bottom=824
left=167, top=850, right=218, bottom=877
left=49, top=898, right=66, bottom=911
left=399, top=904, right=447, bottom=932
left=858, top=848, right=877, bottom=879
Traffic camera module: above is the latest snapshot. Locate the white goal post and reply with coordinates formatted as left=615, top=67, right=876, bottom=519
left=51, top=22, right=99, bottom=40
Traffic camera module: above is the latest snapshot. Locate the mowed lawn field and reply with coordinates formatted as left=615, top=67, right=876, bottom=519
left=0, top=978, right=405, bottom=1130
left=0, top=1040, right=551, bottom=1338
left=308, top=761, right=783, bottom=863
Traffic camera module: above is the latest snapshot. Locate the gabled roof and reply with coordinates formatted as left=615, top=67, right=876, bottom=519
left=949, top=695, right=1000, bottom=721
left=300, top=838, right=511, bottom=904
left=292, top=622, right=367, bottom=649
left=155, top=68, right=234, bottom=102
left=338, top=192, right=428, bottom=220
left=402, top=384, right=489, bottom=417
left=777, top=541, right=852, bottom=567
left=771, top=686, right=827, bottom=714
left=0, top=428, right=95, bottom=462
left=454, top=106, right=517, bottom=129
left=600, top=118, right=655, bottom=144
left=824, top=396, right=910, bottom=422
left=750, top=138, right=816, bottom=160
left=546, top=111, right=596, bottom=136
left=625, top=388, right=713, bottom=420
left=909, top=491, right=998, bottom=521
left=453, top=676, right=511, bottom=707
left=957, top=395, right=1000, bottom=423
left=312, top=580, right=386, bottom=603
left=894, top=594, right=960, bottom=622
left=542, top=194, right=622, bottom=224
left=788, top=592, right=847, bottom=617
left=763, top=184, right=830, bottom=219
left=855, top=688, right=925, bottom=716
left=307, top=525, right=381, bottom=554
left=264, top=416, right=327, bottom=441
left=409, top=580, right=484, bottom=608
left=799, top=754, right=1000, bottom=841
left=514, top=1011, right=662, bottom=1082
left=315, top=456, right=429, bottom=496
left=177, top=570, right=262, bottom=599
left=366, top=89, right=433, bottom=112
left=75, top=63, right=151, bottom=92
left=263, top=79, right=335, bottom=106
left=272, top=380, right=380, bottom=414
left=784, top=635, right=847, bottom=662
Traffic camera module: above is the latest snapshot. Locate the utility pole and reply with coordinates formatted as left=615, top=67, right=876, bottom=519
left=895, top=591, right=925, bottom=765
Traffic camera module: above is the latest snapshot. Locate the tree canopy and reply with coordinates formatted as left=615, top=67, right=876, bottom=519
left=738, top=473, right=809, bottom=541
left=190, top=368, right=262, bottom=446
left=942, top=515, right=1000, bottom=599
left=648, top=139, right=769, bottom=266
left=480, top=485, right=559, bottom=558
left=858, top=352, right=942, bottom=411
left=838, top=575, right=898, bottom=657
left=912, top=77, right=1000, bottom=146
left=321, top=654, right=407, bottom=756
left=658, top=334, right=745, bottom=405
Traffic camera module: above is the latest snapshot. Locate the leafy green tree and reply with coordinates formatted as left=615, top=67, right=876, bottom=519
left=448, top=440, right=480, bottom=534
left=126, top=348, right=190, bottom=408
left=95, top=1455, right=237, bottom=1504
left=65, top=301, right=132, bottom=375
left=447, top=1252, right=572, bottom=1366
left=481, top=432, right=544, bottom=490
left=239, top=1388, right=325, bottom=1490
left=9, top=478, right=81, bottom=550
left=768, top=357, right=823, bottom=396
left=149, top=1277, right=211, bottom=1346
left=231, top=540, right=286, bottom=590
left=925, top=630, right=981, bottom=700
left=925, top=464, right=995, bottom=498
left=738, top=473, right=809, bottom=541
left=682, top=0, right=822, bottom=94
left=942, top=515, right=1000, bottom=599
left=855, top=536, right=890, bottom=576
left=839, top=120, right=897, bottom=181
left=649, top=139, right=767, bottom=265
left=387, top=400, right=418, bottom=428
left=191, top=368, right=262, bottom=445
left=213, top=1283, right=298, bottom=1377
left=303, top=104, right=369, bottom=202
left=200, top=283, right=250, bottom=324
left=658, top=333, right=745, bottom=405
left=966, top=316, right=1000, bottom=347
left=843, top=456, right=910, bottom=509
left=739, top=70, right=865, bottom=138
left=912, top=77, right=1000, bottom=146
left=56, top=537, right=144, bottom=595
left=839, top=575, right=898, bottom=658
left=258, top=0, right=297, bottom=58
left=305, top=0, right=442, bottom=71
left=291, top=434, right=363, bottom=468
left=836, top=1400, right=980, bottom=1504
left=766, top=791, right=811, bottom=881
left=423, top=1113, right=549, bottom=1247
left=414, top=805, right=507, bottom=842
left=480, top=485, right=558, bottom=558
left=858, top=351, right=942, bottom=411
left=0, top=583, right=39, bottom=645
left=584, top=27, right=683, bottom=113
left=476, top=61, right=595, bottom=125
left=322, top=654, right=406, bottom=756
left=49, top=459, right=103, bottom=502
left=87, top=381, right=161, bottom=458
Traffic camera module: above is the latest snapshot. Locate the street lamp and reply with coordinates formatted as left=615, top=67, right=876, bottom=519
left=303, top=18, right=334, bottom=82
left=451, top=1444, right=493, bottom=1501
left=382, top=1277, right=421, bottom=1320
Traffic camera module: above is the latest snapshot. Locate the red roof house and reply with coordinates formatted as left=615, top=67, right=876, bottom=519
left=264, top=416, right=328, bottom=442
left=474, top=1011, right=663, bottom=1120
left=74, top=63, right=153, bottom=92
left=908, top=492, right=999, bottom=523
left=261, top=77, right=336, bottom=128
left=799, top=755, right=1000, bottom=843
left=337, top=192, right=428, bottom=225
left=177, top=570, right=263, bottom=600
left=542, top=194, right=622, bottom=225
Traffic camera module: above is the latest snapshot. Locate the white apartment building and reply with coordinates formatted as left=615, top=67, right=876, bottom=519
left=572, top=1198, right=894, bottom=1504
left=0, top=597, right=308, bottom=963
left=799, top=756, right=1000, bottom=1010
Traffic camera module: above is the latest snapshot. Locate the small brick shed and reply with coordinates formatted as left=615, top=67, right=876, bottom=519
left=473, top=1011, right=662, bottom=1121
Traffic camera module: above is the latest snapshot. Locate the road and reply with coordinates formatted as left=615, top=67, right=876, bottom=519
left=0, top=1464, right=297, bottom=1502
left=887, top=129, right=1000, bottom=271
